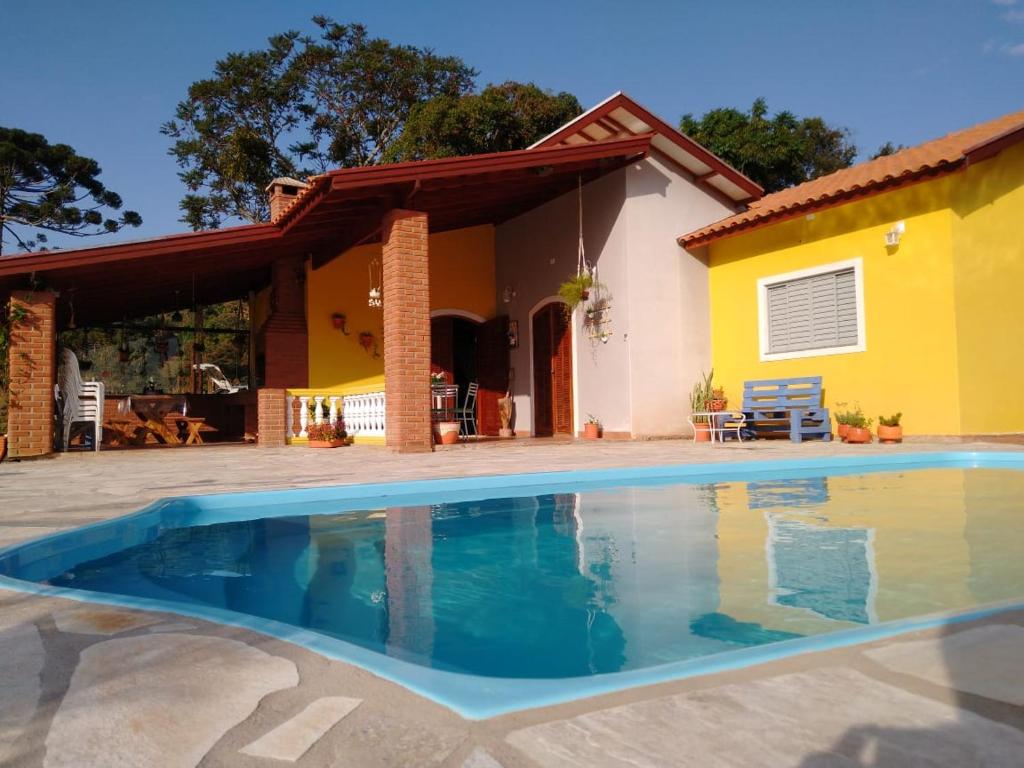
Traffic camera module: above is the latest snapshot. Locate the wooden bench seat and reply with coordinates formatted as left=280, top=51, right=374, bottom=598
left=742, top=376, right=832, bottom=443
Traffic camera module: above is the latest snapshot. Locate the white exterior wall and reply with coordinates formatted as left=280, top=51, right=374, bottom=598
left=496, top=153, right=738, bottom=438
left=623, top=153, right=737, bottom=437
left=496, top=169, right=631, bottom=436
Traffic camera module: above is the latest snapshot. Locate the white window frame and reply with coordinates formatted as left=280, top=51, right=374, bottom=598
left=757, top=257, right=867, bottom=362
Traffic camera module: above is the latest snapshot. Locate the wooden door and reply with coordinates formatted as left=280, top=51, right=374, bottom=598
left=532, top=303, right=573, bottom=437
left=430, top=317, right=455, bottom=383
left=475, top=316, right=510, bottom=436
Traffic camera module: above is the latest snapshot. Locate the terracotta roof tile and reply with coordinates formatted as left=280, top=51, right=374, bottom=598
left=679, top=108, right=1024, bottom=247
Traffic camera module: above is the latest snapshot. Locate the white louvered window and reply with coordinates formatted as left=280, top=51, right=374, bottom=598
left=758, top=259, right=865, bottom=361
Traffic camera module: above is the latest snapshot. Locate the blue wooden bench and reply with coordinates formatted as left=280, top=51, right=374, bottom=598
left=742, top=377, right=832, bottom=443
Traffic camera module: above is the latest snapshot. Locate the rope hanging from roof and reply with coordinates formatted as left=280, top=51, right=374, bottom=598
left=576, top=175, right=591, bottom=278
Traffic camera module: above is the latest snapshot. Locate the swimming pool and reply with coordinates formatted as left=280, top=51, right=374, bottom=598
left=2, top=452, right=1023, bottom=718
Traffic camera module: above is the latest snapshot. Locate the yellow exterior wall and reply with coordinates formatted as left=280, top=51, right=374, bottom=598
left=707, top=178, right=963, bottom=435
left=305, top=224, right=495, bottom=390
left=950, top=141, right=1024, bottom=434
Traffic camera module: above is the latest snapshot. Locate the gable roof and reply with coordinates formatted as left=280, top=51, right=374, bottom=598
left=531, top=92, right=763, bottom=204
left=679, top=108, right=1024, bottom=248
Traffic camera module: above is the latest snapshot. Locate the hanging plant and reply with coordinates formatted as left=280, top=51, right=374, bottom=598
left=368, top=257, right=382, bottom=308
left=558, top=272, right=596, bottom=312
left=358, top=331, right=375, bottom=351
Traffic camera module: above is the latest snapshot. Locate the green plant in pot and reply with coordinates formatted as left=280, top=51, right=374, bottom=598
left=558, top=272, right=596, bottom=314
left=878, top=412, right=903, bottom=443
left=844, top=407, right=873, bottom=444
left=583, top=413, right=602, bottom=439
left=689, top=369, right=715, bottom=442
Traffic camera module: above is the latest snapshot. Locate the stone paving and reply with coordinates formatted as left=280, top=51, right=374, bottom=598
left=1, top=438, right=1023, bottom=767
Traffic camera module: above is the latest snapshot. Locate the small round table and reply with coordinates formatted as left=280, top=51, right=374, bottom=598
left=688, top=411, right=747, bottom=443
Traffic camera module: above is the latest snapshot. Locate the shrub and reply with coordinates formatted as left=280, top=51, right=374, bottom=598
left=307, top=422, right=348, bottom=442
left=879, top=413, right=902, bottom=427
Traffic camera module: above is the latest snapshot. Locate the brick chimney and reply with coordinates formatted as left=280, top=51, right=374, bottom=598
left=266, top=177, right=308, bottom=223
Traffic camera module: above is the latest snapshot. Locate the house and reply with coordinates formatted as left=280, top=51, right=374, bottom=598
left=3, top=94, right=1022, bottom=459
left=679, top=108, right=1024, bottom=437
left=0, top=93, right=762, bottom=456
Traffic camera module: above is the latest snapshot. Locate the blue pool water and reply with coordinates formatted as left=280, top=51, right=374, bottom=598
left=2, top=452, right=1023, bottom=717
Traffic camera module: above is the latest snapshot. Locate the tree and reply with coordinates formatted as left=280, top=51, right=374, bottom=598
left=679, top=99, right=857, bottom=193
left=386, top=82, right=582, bottom=161
left=0, top=128, right=142, bottom=255
left=162, top=18, right=476, bottom=229
left=871, top=141, right=906, bottom=159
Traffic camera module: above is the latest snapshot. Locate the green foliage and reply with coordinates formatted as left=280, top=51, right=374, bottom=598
left=162, top=17, right=476, bottom=229
left=679, top=98, right=857, bottom=193
left=835, top=403, right=871, bottom=429
left=690, top=369, right=716, bottom=415
left=387, top=82, right=582, bottom=161
left=585, top=413, right=601, bottom=426
left=0, top=127, right=141, bottom=254
left=307, top=421, right=348, bottom=442
left=879, top=412, right=902, bottom=427
left=0, top=300, right=28, bottom=433
left=557, top=272, right=595, bottom=312
left=871, top=142, right=906, bottom=159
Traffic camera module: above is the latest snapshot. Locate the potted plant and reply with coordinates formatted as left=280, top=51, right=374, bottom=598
left=583, top=414, right=602, bottom=439
left=689, top=370, right=715, bottom=442
left=307, top=422, right=349, bottom=448
left=878, top=413, right=903, bottom=443
left=709, top=385, right=728, bottom=412
left=845, top=409, right=873, bottom=444
left=558, top=272, right=596, bottom=313
left=834, top=403, right=852, bottom=441
left=331, top=312, right=348, bottom=333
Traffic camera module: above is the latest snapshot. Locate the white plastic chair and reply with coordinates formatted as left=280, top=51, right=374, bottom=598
left=193, top=363, right=247, bottom=394
left=56, top=348, right=105, bottom=451
left=457, top=382, right=479, bottom=437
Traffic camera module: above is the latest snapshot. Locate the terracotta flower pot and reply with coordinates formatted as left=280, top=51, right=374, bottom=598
left=837, top=423, right=850, bottom=441
left=331, top=315, right=345, bottom=330
left=877, top=424, right=903, bottom=443
left=309, top=439, right=346, bottom=448
left=694, top=423, right=712, bottom=443
left=583, top=423, right=601, bottom=439
left=439, top=421, right=460, bottom=445
left=845, top=427, right=872, bottom=444
left=580, top=289, right=590, bottom=301
left=709, top=399, right=728, bottom=412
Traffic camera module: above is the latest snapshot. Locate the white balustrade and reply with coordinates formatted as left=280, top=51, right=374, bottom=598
left=285, top=389, right=385, bottom=442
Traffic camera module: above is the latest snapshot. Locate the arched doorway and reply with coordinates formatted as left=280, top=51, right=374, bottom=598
left=532, top=301, right=574, bottom=437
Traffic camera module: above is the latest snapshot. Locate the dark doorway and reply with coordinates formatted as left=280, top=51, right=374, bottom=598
left=532, top=302, right=573, bottom=437
left=431, top=315, right=510, bottom=437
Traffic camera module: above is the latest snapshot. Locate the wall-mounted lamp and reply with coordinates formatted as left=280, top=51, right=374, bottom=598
left=885, top=221, right=905, bottom=248
left=502, top=285, right=517, bottom=304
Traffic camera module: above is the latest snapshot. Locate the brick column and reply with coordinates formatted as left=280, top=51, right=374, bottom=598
left=382, top=209, right=432, bottom=453
left=257, top=388, right=287, bottom=447
left=7, top=291, right=56, bottom=458
left=263, top=257, right=309, bottom=388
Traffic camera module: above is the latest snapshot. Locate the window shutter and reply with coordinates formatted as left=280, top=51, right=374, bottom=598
left=766, top=268, right=858, bottom=354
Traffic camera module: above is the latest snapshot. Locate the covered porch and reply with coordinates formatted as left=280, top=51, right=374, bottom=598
left=0, top=135, right=651, bottom=457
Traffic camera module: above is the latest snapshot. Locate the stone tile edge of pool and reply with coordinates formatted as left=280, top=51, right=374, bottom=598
left=1, top=450, right=1022, bottom=720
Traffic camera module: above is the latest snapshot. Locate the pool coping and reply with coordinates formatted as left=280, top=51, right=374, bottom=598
left=2, top=450, right=1023, bottom=720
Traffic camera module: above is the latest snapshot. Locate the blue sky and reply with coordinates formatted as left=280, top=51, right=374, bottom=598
left=2, top=0, right=1022, bottom=248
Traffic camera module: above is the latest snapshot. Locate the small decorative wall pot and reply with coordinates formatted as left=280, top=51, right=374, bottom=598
left=877, top=424, right=903, bottom=443
left=845, top=427, right=872, bottom=444
left=331, top=313, right=349, bottom=333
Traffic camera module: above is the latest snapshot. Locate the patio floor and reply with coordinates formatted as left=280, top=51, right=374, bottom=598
left=2, top=438, right=1023, bottom=767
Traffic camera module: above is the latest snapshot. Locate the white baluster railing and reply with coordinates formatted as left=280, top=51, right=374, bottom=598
left=285, top=388, right=385, bottom=442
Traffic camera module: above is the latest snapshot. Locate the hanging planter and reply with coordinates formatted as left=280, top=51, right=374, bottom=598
left=368, top=257, right=382, bottom=308
left=331, top=312, right=349, bottom=333
left=558, top=272, right=596, bottom=313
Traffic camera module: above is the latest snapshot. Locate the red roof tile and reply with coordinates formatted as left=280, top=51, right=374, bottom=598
left=679, top=109, right=1024, bottom=247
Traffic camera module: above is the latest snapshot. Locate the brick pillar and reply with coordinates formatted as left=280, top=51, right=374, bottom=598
left=257, top=388, right=287, bottom=447
left=263, top=257, right=309, bottom=388
left=7, top=291, right=56, bottom=458
left=382, top=209, right=432, bottom=453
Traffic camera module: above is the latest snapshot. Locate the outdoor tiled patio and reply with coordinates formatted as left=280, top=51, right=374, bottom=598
left=2, top=439, right=1023, bottom=767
